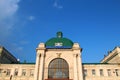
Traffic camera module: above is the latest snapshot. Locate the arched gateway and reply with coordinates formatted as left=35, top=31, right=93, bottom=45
left=48, top=58, right=69, bottom=79
left=34, top=32, right=83, bottom=80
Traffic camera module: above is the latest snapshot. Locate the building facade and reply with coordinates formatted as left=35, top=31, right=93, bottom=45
left=0, top=32, right=120, bottom=80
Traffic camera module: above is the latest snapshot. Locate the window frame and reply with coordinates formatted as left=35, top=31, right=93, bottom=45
left=100, top=69, right=104, bottom=76
left=22, top=69, right=26, bottom=76
left=107, top=69, right=111, bottom=76
left=92, top=69, right=96, bottom=76
left=30, top=69, right=34, bottom=77
left=14, top=69, right=18, bottom=76
left=6, top=69, right=11, bottom=76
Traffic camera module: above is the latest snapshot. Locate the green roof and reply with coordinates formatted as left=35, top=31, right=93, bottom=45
left=45, top=32, right=73, bottom=48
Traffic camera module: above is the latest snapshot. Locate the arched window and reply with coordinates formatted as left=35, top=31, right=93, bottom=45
left=48, top=58, right=69, bottom=79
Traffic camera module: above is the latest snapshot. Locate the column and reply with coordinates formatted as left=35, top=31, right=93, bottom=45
left=73, top=54, right=78, bottom=80
left=34, top=53, right=40, bottom=80
left=39, top=53, right=44, bottom=80
left=77, top=54, right=83, bottom=80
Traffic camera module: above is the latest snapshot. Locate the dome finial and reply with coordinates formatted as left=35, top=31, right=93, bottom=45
left=57, top=31, right=63, bottom=38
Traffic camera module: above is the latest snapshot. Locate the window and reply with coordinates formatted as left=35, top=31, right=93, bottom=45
left=14, top=69, right=18, bottom=76
left=22, top=69, right=26, bottom=76
left=30, top=69, right=34, bottom=76
left=107, top=69, right=111, bottom=76
left=84, top=69, right=87, bottom=77
left=92, top=69, right=96, bottom=76
left=6, top=69, right=11, bottom=76
left=0, top=69, right=2, bottom=76
left=100, top=69, right=104, bottom=76
left=48, top=58, right=69, bottom=79
left=115, top=69, right=119, bottom=76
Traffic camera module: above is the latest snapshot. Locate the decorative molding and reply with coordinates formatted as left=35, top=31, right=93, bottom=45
left=56, top=53, right=62, bottom=58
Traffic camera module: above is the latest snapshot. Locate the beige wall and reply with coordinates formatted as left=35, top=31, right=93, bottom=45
left=1, top=63, right=120, bottom=80
left=0, top=64, right=35, bottom=80
left=44, top=49, right=75, bottom=79
left=83, top=64, right=120, bottom=80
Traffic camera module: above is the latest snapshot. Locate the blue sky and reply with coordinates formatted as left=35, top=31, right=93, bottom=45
left=0, top=0, right=120, bottom=63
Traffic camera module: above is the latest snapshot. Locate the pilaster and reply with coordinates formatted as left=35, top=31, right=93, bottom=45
left=77, top=53, right=83, bottom=80
left=73, top=54, right=78, bottom=80
left=39, top=53, right=45, bottom=80
left=34, top=53, right=40, bottom=80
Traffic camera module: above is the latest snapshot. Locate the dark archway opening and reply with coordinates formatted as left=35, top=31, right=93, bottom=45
left=48, top=58, right=69, bottom=80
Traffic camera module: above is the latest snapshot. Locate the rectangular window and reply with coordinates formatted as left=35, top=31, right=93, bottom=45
left=100, top=69, right=104, bottom=76
left=0, top=69, right=2, bottom=76
left=30, top=69, right=34, bottom=76
left=6, top=69, right=11, bottom=76
left=14, top=69, right=18, bottom=76
left=115, top=69, right=119, bottom=76
left=92, top=69, right=96, bottom=76
left=22, top=69, right=26, bottom=76
left=107, top=69, right=111, bottom=76
left=84, top=69, right=87, bottom=77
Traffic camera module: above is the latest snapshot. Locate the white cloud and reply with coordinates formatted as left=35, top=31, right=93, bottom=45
left=53, top=0, right=63, bottom=9
left=20, top=40, right=29, bottom=45
left=0, top=0, right=31, bottom=62
left=0, top=0, right=20, bottom=37
left=15, top=46, right=23, bottom=51
left=28, top=16, right=35, bottom=21
left=0, top=0, right=22, bottom=58
left=0, top=0, right=20, bottom=20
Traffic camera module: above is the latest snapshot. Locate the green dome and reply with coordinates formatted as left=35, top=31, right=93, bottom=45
left=45, top=32, right=73, bottom=49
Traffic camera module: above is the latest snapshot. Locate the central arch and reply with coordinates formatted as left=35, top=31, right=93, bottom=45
left=48, top=58, right=69, bottom=79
